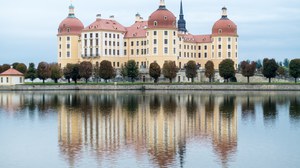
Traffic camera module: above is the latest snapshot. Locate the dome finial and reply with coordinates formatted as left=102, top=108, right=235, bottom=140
left=68, top=2, right=75, bottom=18
left=159, top=0, right=166, bottom=9
left=221, top=7, right=228, bottom=19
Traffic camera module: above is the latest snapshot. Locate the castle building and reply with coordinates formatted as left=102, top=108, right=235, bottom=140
left=57, top=0, right=238, bottom=72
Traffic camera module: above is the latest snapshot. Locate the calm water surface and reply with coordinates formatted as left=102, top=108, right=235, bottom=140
left=0, top=91, right=299, bottom=168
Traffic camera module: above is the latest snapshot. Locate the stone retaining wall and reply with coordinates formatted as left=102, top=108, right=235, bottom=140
left=1, top=84, right=300, bottom=91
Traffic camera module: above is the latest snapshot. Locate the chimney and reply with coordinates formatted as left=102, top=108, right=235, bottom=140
left=109, top=15, right=115, bottom=20
left=96, top=14, right=101, bottom=20
left=135, top=13, right=143, bottom=22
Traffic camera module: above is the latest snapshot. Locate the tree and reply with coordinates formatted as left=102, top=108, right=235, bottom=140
left=205, top=60, right=215, bottom=82
left=125, top=60, right=139, bottom=82
left=50, top=63, right=62, bottom=83
left=1, top=64, right=10, bottom=73
left=219, top=59, right=235, bottom=82
left=283, top=58, right=290, bottom=68
left=93, top=64, right=100, bottom=83
left=262, top=58, right=278, bottom=83
left=149, top=62, right=161, bottom=83
left=162, top=61, right=179, bottom=83
left=79, top=61, right=93, bottom=83
left=120, top=64, right=127, bottom=82
left=12, top=62, right=19, bottom=69
left=70, top=64, right=81, bottom=84
left=37, top=62, right=51, bottom=83
left=16, top=63, right=27, bottom=74
left=240, top=61, right=256, bottom=83
left=289, top=59, right=300, bottom=83
left=25, top=63, right=36, bottom=82
left=63, top=64, right=73, bottom=83
left=277, top=66, right=286, bottom=78
left=185, top=60, right=197, bottom=82
left=256, top=59, right=262, bottom=70
left=99, top=60, right=116, bottom=82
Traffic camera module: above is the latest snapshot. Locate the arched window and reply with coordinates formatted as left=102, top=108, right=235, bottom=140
left=154, top=21, right=158, bottom=26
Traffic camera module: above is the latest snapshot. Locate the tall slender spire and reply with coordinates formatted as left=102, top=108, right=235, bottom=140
left=180, top=0, right=183, bottom=15
left=178, top=0, right=187, bottom=32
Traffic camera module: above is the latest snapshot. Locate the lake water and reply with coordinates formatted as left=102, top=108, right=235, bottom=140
left=0, top=91, right=299, bottom=168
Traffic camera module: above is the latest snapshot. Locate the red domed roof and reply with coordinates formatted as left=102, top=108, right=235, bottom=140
left=212, top=7, right=237, bottom=36
left=148, top=5, right=176, bottom=29
left=58, top=17, right=84, bottom=36
left=58, top=5, right=84, bottom=36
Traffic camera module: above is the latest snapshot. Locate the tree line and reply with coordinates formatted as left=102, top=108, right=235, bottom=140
left=0, top=58, right=299, bottom=84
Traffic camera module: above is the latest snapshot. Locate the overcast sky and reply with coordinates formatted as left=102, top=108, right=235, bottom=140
left=0, top=0, right=299, bottom=65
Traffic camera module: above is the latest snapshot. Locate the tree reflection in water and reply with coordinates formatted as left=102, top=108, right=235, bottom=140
left=290, top=96, right=300, bottom=123
left=186, top=94, right=197, bottom=118
left=122, top=94, right=139, bottom=115
left=263, top=96, right=277, bottom=126
left=241, top=95, right=255, bottom=122
left=163, top=95, right=177, bottom=114
left=98, top=94, right=114, bottom=116
left=150, top=95, right=161, bottom=115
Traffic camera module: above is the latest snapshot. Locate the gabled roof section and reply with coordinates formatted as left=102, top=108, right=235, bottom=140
left=0, top=68, right=23, bottom=76
left=83, top=19, right=126, bottom=32
left=178, top=33, right=212, bottom=43
left=124, top=21, right=148, bottom=38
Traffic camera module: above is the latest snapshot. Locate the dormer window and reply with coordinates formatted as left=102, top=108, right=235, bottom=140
left=218, top=29, right=222, bottom=34
left=67, top=28, right=70, bottom=32
left=164, top=16, right=167, bottom=20
left=154, top=21, right=158, bottom=26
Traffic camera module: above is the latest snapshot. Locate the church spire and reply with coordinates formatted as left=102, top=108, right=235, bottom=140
left=178, top=0, right=187, bottom=32
left=180, top=0, right=183, bottom=15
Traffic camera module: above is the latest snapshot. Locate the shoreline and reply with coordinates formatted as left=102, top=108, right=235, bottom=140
left=1, top=84, right=300, bottom=91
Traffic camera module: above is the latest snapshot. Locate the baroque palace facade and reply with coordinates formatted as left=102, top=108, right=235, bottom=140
left=57, top=0, right=238, bottom=78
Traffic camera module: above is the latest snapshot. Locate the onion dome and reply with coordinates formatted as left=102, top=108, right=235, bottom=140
left=212, top=7, right=237, bottom=36
left=58, top=5, right=84, bottom=36
left=148, top=0, right=176, bottom=29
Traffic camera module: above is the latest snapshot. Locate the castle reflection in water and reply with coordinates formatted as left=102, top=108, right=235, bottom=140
left=0, top=91, right=299, bottom=167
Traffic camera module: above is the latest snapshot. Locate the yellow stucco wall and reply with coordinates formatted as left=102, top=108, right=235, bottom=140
left=58, top=28, right=238, bottom=71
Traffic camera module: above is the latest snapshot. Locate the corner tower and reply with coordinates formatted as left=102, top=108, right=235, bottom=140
left=57, top=4, right=84, bottom=68
left=178, top=0, right=187, bottom=33
left=147, top=0, right=178, bottom=67
left=211, top=7, right=238, bottom=69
